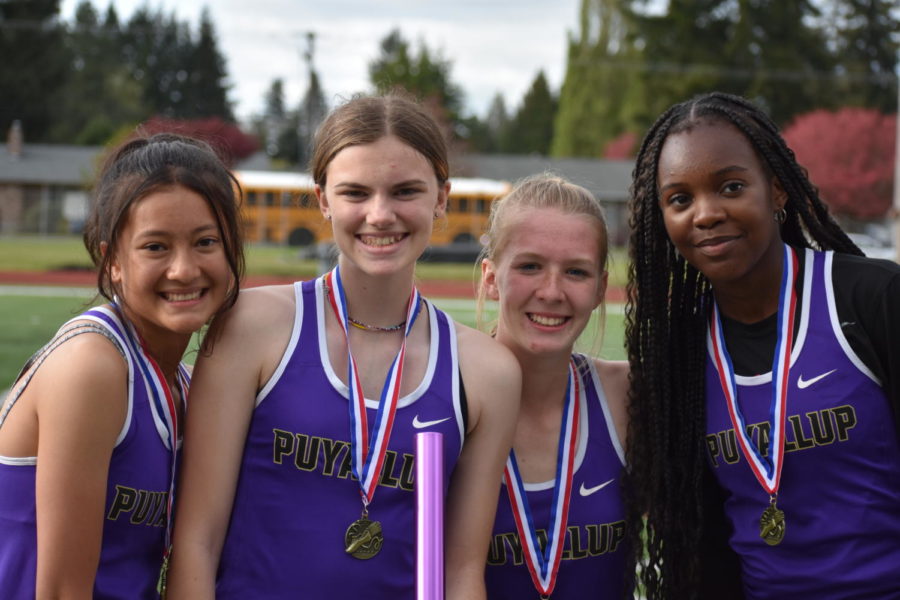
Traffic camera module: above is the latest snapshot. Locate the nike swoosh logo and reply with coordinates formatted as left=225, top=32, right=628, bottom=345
left=412, top=415, right=452, bottom=429
left=579, top=479, right=615, bottom=497
left=797, top=369, right=837, bottom=390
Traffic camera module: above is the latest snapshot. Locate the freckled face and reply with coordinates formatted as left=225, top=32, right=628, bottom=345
left=482, top=208, right=606, bottom=358
left=656, top=120, right=786, bottom=291
left=315, top=135, right=448, bottom=279
left=109, top=186, right=232, bottom=349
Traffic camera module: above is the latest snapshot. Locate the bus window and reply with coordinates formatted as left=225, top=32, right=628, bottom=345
left=298, top=193, right=314, bottom=209
left=281, top=191, right=292, bottom=207
left=458, top=197, right=468, bottom=213
left=247, top=191, right=257, bottom=206
left=476, top=198, right=486, bottom=214
left=265, top=192, right=275, bottom=207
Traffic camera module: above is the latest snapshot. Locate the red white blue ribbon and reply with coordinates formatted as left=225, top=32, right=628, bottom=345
left=709, top=244, right=798, bottom=495
left=325, top=266, right=422, bottom=505
left=503, top=358, right=581, bottom=597
left=112, top=304, right=188, bottom=554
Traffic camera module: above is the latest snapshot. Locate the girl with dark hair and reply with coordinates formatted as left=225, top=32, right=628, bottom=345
left=166, top=94, right=521, bottom=599
left=625, top=91, right=900, bottom=599
left=478, top=174, right=631, bottom=599
left=0, top=133, right=243, bottom=599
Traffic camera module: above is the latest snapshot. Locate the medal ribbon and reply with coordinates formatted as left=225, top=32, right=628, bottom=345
left=325, top=266, right=422, bottom=505
left=111, top=304, right=185, bottom=557
left=709, top=244, right=797, bottom=495
left=503, top=359, right=581, bottom=597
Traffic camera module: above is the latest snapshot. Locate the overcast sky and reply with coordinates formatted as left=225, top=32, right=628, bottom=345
left=59, top=0, right=584, bottom=123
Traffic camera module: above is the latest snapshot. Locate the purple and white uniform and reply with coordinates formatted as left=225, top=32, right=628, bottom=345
left=216, top=277, right=465, bottom=598
left=485, top=355, right=628, bottom=599
left=0, top=306, right=186, bottom=600
left=705, top=249, right=900, bottom=599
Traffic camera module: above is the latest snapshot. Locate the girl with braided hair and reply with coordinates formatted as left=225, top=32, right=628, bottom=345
left=625, top=91, right=900, bottom=599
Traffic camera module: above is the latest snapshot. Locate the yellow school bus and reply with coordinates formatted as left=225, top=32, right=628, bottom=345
left=234, top=170, right=510, bottom=246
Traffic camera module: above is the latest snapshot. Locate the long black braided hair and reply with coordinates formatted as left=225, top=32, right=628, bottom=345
left=623, top=91, right=861, bottom=599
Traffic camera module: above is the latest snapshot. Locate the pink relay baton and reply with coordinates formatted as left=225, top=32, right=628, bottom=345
left=415, top=432, right=444, bottom=600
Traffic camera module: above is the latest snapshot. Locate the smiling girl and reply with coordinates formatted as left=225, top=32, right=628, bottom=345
left=479, top=174, right=630, bottom=599
left=0, top=133, right=243, bottom=599
left=166, top=94, right=520, bottom=599
left=625, top=92, right=900, bottom=599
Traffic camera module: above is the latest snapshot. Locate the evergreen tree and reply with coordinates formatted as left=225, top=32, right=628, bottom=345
left=262, top=78, right=288, bottom=156
left=185, top=8, right=233, bottom=120
left=485, top=93, right=510, bottom=148
left=725, top=0, right=834, bottom=124
left=505, top=71, right=556, bottom=155
left=369, top=28, right=464, bottom=135
left=828, top=0, right=899, bottom=112
left=296, top=69, right=327, bottom=166
left=0, top=0, right=69, bottom=141
left=54, top=1, right=142, bottom=143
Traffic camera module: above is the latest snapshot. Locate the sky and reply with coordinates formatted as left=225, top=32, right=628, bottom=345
left=59, top=0, right=584, bottom=123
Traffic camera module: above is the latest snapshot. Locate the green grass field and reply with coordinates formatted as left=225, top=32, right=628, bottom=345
left=0, top=290, right=625, bottom=389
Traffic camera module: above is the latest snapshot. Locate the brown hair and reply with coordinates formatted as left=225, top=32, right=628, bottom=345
left=84, top=132, right=245, bottom=320
left=311, top=93, right=449, bottom=186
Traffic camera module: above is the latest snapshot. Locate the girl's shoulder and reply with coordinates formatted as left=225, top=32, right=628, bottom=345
left=221, top=284, right=298, bottom=333
left=452, top=322, right=521, bottom=422
left=452, top=321, right=519, bottom=373
left=591, top=357, right=630, bottom=447
left=591, top=357, right=630, bottom=391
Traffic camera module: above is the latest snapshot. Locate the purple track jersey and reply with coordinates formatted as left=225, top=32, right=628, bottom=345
left=0, top=305, right=186, bottom=599
left=705, top=249, right=900, bottom=599
left=485, top=355, right=628, bottom=599
left=216, top=277, right=465, bottom=599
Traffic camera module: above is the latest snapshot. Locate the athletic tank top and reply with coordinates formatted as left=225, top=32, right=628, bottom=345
left=0, top=305, right=188, bottom=599
left=705, top=249, right=900, bottom=599
left=485, top=355, right=628, bottom=599
left=216, top=277, right=465, bottom=599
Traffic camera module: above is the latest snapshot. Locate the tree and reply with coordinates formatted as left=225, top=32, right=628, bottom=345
left=723, top=0, right=834, bottom=124
left=369, top=28, right=464, bottom=137
left=0, top=0, right=69, bottom=141
left=782, top=107, right=895, bottom=220
left=260, top=78, right=288, bottom=156
left=552, top=0, right=645, bottom=157
left=53, top=1, right=143, bottom=143
left=824, top=0, right=899, bottom=112
left=461, top=93, right=509, bottom=153
left=504, top=71, right=556, bottom=155
left=184, top=8, right=233, bottom=120
left=602, top=130, right=637, bottom=159
left=121, top=7, right=232, bottom=122
left=141, top=116, right=258, bottom=166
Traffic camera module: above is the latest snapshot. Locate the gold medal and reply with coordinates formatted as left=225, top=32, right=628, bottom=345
left=156, top=548, right=171, bottom=598
left=759, top=499, right=785, bottom=546
left=345, top=511, right=383, bottom=559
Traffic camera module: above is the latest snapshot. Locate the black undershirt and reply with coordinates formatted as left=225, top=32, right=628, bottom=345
left=719, top=252, right=900, bottom=418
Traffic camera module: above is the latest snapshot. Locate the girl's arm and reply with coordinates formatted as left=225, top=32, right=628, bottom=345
left=166, top=286, right=295, bottom=598
left=445, top=325, right=521, bottom=600
left=32, top=334, right=128, bottom=598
